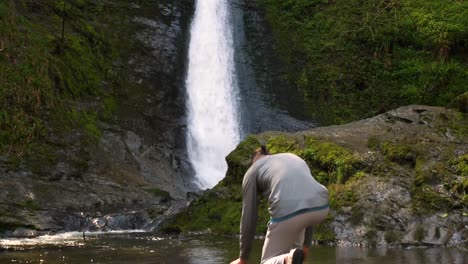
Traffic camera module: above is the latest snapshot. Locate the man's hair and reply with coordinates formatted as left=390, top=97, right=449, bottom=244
left=251, top=145, right=270, bottom=163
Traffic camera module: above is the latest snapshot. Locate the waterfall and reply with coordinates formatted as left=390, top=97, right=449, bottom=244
left=185, top=0, right=241, bottom=189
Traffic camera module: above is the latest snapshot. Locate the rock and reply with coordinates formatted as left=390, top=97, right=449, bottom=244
left=11, top=228, right=37, bottom=238
left=164, top=105, right=467, bottom=247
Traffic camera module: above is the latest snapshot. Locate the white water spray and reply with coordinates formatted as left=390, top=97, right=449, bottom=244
left=186, top=0, right=241, bottom=189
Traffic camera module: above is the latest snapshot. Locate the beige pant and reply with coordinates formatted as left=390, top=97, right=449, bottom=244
left=261, top=208, right=329, bottom=264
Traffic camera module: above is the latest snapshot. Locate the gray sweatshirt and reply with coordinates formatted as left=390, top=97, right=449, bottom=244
left=239, top=153, right=329, bottom=259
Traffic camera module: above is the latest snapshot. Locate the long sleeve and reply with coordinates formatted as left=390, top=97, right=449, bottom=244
left=239, top=167, right=258, bottom=260
left=303, top=226, right=314, bottom=247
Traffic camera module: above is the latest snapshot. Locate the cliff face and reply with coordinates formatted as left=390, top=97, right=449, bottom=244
left=0, top=0, right=195, bottom=236
left=164, top=105, right=467, bottom=247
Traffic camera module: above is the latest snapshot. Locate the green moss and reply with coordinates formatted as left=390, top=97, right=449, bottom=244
left=222, top=136, right=261, bottom=186
left=24, top=143, right=58, bottom=176
left=349, top=206, right=364, bottom=226
left=19, top=200, right=42, bottom=211
left=367, top=136, right=380, bottom=150
left=444, top=112, right=468, bottom=137
left=454, top=154, right=468, bottom=177
left=145, top=187, right=172, bottom=201
left=411, top=184, right=452, bottom=213
left=413, top=225, right=426, bottom=242
left=162, top=189, right=269, bottom=235
left=364, top=229, right=378, bottom=246
left=328, top=183, right=358, bottom=209
left=414, top=160, right=447, bottom=186
left=380, top=142, right=416, bottom=166
left=267, top=135, right=300, bottom=154
left=384, top=230, right=403, bottom=244
left=301, top=137, right=363, bottom=184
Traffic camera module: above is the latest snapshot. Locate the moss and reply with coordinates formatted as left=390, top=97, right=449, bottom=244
left=328, top=183, right=358, bottom=209
left=384, top=230, right=403, bottom=244
left=266, top=135, right=300, bottom=154
left=462, top=194, right=468, bottom=207
left=380, top=141, right=416, bottom=167
left=166, top=134, right=350, bottom=237
left=222, top=135, right=261, bottom=186
left=162, top=190, right=268, bottom=235
left=301, top=137, right=363, bottom=184
left=413, top=225, right=426, bottom=242
left=349, top=206, right=364, bottom=226
left=367, top=136, right=380, bottom=150
left=24, top=143, right=59, bottom=176
left=411, top=184, right=452, bottom=213
left=454, top=154, right=468, bottom=177
left=446, top=112, right=468, bottom=137
left=145, top=187, right=172, bottom=201
left=365, top=229, right=378, bottom=246
left=414, top=160, right=447, bottom=186
left=18, top=200, right=42, bottom=211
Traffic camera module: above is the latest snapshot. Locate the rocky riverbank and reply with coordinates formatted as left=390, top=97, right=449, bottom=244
left=163, top=104, right=467, bottom=248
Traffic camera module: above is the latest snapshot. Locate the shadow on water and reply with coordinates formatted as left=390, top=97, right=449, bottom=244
left=0, top=233, right=466, bottom=264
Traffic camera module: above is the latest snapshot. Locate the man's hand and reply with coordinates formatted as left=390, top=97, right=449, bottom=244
left=230, top=258, right=247, bottom=264
left=303, top=246, right=309, bottom=261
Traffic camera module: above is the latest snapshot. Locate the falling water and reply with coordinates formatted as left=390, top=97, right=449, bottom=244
left=185, top=0, right=241, bottom=188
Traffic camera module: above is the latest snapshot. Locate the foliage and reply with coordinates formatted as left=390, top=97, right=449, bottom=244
left=258, top=0, right=468, bottom=125
left=0, top=0, right=122, bottom=161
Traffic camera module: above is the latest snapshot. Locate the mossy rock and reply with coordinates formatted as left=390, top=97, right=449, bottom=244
left=165, top=133, right=363, bottom=241
left=145, top=187, right=172, bottom=202
left=411, top=184, right=452, bottom=212
left=380, top=141, right=416, bottom=167
left=448, top=92, right=468, bottom=113
left=413, top=225, right=426, bottom=242
left=414, top=160, right=448, bottom=186
left=301, top=137, right=364, bottom=185
left=384, top=230, right=403, bottom=244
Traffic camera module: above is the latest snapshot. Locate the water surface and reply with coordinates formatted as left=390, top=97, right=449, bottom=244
left=0, top=232, right=466, bottom=264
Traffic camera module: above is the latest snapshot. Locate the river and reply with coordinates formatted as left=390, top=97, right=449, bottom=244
left=0, top=232, right=466, bottom=263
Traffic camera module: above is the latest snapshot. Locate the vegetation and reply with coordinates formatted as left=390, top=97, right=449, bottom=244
left=257, top=0, right=468, bottom=124
left=0, top=0, right=125, bottom=168
left=163, top=134, right=365, bottom=240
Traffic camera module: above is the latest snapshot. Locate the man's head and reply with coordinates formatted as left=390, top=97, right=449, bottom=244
left=251, top=145, right=269, bottom=164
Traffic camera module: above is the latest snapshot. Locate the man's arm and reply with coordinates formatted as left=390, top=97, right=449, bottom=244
left=239, top=167, right=258, bottom=260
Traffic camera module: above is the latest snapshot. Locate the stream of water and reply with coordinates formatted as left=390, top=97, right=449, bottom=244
left=0, top=232, right=466, bottom=264
left=185, top=0, right=241, bottom=189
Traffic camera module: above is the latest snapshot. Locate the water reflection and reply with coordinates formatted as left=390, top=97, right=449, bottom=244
left=0, top=233, right=466, bottom=264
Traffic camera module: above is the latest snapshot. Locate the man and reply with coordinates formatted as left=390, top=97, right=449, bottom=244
left=230, top=146, right=329, bottom=264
